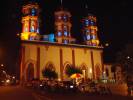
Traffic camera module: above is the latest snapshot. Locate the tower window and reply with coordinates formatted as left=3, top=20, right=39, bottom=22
left=91, top=35, right=96, bottom=39
left=64, top=39, right=68, bottom=44
left=87, top=34, right=91, bottom=40
left=90, top=21, right=94, bottom=25
left=31, top=20, right=35, bottom=32
left=85, top=19, right=89, bottom=26
left=58, top=31, right=62, bottom=36
left=25, top=27, right=28, bottom=32
left=64, top=26, right=67, bottom=30
left=86, top=29, right=90, bottom=33
left=31, top=8, right=36, bottom=16
left=64, top=16, right=68, bottom=21
left=37, top=28, right=39, bottom=33
left=64, top=31, right=68, bottom=36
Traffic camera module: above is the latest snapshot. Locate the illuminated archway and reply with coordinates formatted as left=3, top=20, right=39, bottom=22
left=63, top=62, right=71, bottom=79
left=26, top=63, right=34, bottom=81
left=24, top=59, right=36, bottom=81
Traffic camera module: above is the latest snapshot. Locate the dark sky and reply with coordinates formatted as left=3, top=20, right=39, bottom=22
left=0, top=0, right=133, bottom=75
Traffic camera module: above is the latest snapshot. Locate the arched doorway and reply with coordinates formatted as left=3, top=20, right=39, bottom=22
left=26, top=63, right=34, bottom=81
left=64, top=64, right=71, bottom=78
left=95, top=65, right=101, bottom=80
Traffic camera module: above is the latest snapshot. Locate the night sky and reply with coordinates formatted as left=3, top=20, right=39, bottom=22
left=0, top=0, right=133, bottom=75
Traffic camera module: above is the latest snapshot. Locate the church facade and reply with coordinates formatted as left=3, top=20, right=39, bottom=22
left=20, top=2, right=104, bottom=82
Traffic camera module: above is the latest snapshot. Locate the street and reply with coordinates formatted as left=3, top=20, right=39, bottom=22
left=0, top=86, right=43, bottom=100
left=0, top=86, right=133, bottom=100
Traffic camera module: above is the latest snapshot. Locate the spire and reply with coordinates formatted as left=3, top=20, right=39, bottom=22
left=85, top=4, right=88, bottom=9
left=60, top=0, right=63, bottom=6
left=85, top=4, right=93, bottom=16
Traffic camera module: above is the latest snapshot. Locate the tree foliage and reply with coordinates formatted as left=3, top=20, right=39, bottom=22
left=65, top=65, right=82, bottom=77
left=42, top=67, right=58, bottom=80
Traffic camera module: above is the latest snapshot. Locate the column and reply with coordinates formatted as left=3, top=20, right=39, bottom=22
left=90, top=51, right=95, bottom=79
left=72, top=49, right=75, bottom=66
left=60, top=49, right=63, bottom=80
left=37, top=47, right=40, bottom=79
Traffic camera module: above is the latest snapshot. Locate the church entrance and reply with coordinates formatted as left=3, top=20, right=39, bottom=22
left=26, top=63, right=34, bottom=81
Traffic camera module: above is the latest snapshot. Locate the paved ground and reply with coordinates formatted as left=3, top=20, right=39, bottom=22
left=0, top=86, right=132, bottom=100
left=37, top=91, right=133, bottom=100
left=0, top=86, right=46, bottom=100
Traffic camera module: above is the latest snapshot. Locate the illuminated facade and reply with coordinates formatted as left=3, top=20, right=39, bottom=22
left=81, top=14, right=99, bottom=46
left=21, top=3, right=40, bottom=40
left=54, top=8, right=75, bottom=44
left=20, top=41, right=103, bottom=82
left=20, top=2, right=104, bottom=82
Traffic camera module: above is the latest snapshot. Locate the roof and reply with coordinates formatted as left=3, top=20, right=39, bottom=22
left=21, top=40, right=103, bottom=50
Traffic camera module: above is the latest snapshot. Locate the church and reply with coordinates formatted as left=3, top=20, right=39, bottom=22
left=20, top=2, right=104, bottom=82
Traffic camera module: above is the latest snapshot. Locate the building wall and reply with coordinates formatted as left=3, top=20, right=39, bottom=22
left=104, top=64, right=114, bottom=79
left=21, top=41, right=103, bottom=81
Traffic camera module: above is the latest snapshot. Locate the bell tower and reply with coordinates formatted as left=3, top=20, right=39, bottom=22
left=54, top=0, right=75, bottom=44
left=81, top=14, right=99, bottom=46
left=21, top=2, right=40, bottom=40
left=81, top=5, right=100, bottom=46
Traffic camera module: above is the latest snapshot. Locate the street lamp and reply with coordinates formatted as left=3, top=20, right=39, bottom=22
left=1, top=64, right=4, bottom=67
left=105, top=43, right=109, bottom=47
left=126, top=56, right=130, bottom=59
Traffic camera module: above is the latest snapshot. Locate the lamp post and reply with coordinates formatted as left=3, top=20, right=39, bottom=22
left=1, top=64, right=4, bottom=67
left=0, top=64, right=4, bottom=70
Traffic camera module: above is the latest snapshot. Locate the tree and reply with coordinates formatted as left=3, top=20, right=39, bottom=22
left=115, top=43, right=133, bottom=82
left=42, top=67, right=58, bottom=80
left=65, top=65, right=82, bottom=77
